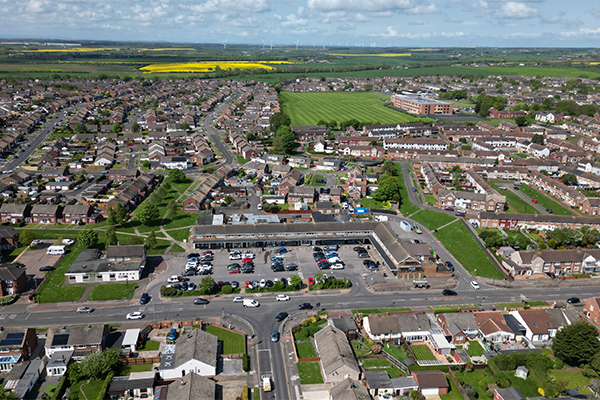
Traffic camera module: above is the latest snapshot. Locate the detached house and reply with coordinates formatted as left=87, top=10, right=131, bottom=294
left=0, top=328, right=38, bottom=372
left=509, top=310, right=557, bottom=342
left=158, top=328, right=218, bottom=379
left=314, top=325, right=360, bottom=383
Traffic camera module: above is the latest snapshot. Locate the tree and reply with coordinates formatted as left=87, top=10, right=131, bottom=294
left=68, top=362, right=84, bottom=385
left=382, top=160, right=399, bottom=176
left=136, top=202, right=160, bottom=225
left=110, top=123, right=122, bottom=133
left=79, top=348, right=120, bottom=380
left=114, top=203, right=128, bottom=225
left=19, top=230, right=37, bottom=247
left=561, top=173, right=577, bottom=186
left=373, top=176, right=402, bottom=203
left=106, top=207, right=118, bottom=226
left=198, top=276, right=215, bottom=295
left=269, top=112, right=291, bottom=132
left=146, top=230, right=157, bottom=249
left=166, top=200, right=178, bottom=219
left=167, top=168, right=187, bottom=183
left=73, top=123, right=88, bottom=134
left=532, top=133, right=545, bottom=145
left=514, top=116, right=527, bottom=126
left=77, top=230, right=99, bottom=248
left=128, top=236, right=145, bottom=245
left=106, top=226, right=118, bottom=246
left=326, top=131, right=336, bottom=141
left=552, top=321, right=600, bottom=366
left=179, top=122, right=190, bottom=131
left=222, top=195, right=234, bottom=206
left=273, top=125, right=296, bottom=154
left=131, top=122, right=141, bottom=133
left=288, top=275, right=302, bottom=289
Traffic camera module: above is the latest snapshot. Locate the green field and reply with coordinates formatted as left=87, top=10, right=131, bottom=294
left=491, top=184, right=533, bottom=213
left=205, top=325, right=246, bottom=355
left=280, top=92, right=426, bottom=126
left=88, top=283, right=136, bottom=301
left=411, top=209, right=456, bottom=231
left=520, top=184, right=574, bottom=216
left=410, top=345, right=436, bottom=361
left=434, top=221, right=504, bottom=279
left=297, top=362, right=324, bottom=385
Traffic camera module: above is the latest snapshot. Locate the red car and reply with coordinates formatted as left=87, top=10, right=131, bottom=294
left=242, top=257, right=252, bottom=264
left=203, top=251, right=214, bottom=256
left=444, top=206, right=454, bottom=211
left=245, top=280, right=253, bottom=288
left=532, top=199, right=538, bottom=204
left=308, top=277, right=315, bottom=285
left=228, top=268, right=240, bottom=274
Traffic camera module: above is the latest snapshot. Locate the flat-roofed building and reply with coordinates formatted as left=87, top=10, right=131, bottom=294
left=392, top=94, right=453, bottom=115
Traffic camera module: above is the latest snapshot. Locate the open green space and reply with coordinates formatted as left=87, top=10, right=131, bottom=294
left=410, top=345, right=437, bottom=361
left=297, top=362, right=324, bottom=385
left=163, top=211, right=199, bottom=230
left=37, top=245, right=86, bottom=303
left=169, top=244, right=186, bottom=253
left=147, top=239, right=171, bottom=255
left=88, top=283, right=136, bottom=301
left=411, top=209, right=456, bottom=231
left=206, top=325, right=246, bottom=355
left=434, top=221, right=504, bottom=279
left=2, top=246, right=27, bottom=263
left=492, top=185, right=534, bottom=214
left=296, top=342, right=317, bottom=359
left=310, top=174, right=326, bottom=186
left=384, top=346, right=409, bottom=363
left=280, top=92, right=427, bottom=126
left=351, top=308, right=411, bottom=314
left=359, top=197, right=386, bottom=209
left=465, top=341, right=485, bottom=357
left=164, top=177, right=193, bottom=195
left=520, top=184, right=574, bottom=216
left=168, top=227, right=190, bottom=242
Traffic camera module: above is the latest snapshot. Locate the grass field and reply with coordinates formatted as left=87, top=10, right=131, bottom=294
left=520, top=184, right=574, bottom=216
left=296, top=342, right=317, bottom=359
left=88, top=283, right=136, bottom=301
left=435, top=221, right=504, bottom=279
left=490, top=183, right=533, bottom=213
left=410, top=345, right=436, bottom=361
left=549, top=368, right=593, bottom=394
left=441, top=376, right=465, bottom=400
left=168, top=228, right=190, bottom=242
left=280, top=92, right=425, bottom=126
left=359, top=197, right=386, bottom=209
left=205, top=325, right=246, bottom=355
left=147, top=239, right=171, bottom=255
left=37, top=245, right=86, bottom=303
left=169, top=244, right=186, bottom=253
left=465, top=341, right=485, bottom=357
left=80, top=379, right=105, bottom=400
left=297, top=362, right=324, bottom=385
left=411, top=209, right=456, bottom=231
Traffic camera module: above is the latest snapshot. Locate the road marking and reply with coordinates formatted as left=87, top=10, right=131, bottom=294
left=9, top=314, right=16, bottom=319
left=0, top=315, right=6, bottom=320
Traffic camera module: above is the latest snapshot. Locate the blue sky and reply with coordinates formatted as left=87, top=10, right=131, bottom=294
left=1, top=0, right=599, bottom=47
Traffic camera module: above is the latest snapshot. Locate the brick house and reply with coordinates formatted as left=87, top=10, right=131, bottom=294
left=0, top=204, right=31, bottom=224
left=0, top=226, right=19, bottom=250
left=287, top=186, right=316, bottom=204
left=108, top=169, right=140, bottom=183
left=30, top=205, right=62, bottom=224
left=62, top=205, right=95, bottom=224
left=0, top=328, right=38, bottom=372
left=583, top=297, right=600, bottom=326
left=45, top=325, right=109, bottom=361
left=0, top=265, right=27, bottom=295
left=411, top=370, right=449, bottom=395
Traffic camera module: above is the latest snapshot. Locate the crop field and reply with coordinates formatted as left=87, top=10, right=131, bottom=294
left=328, top=53, right=412, bottom=57
left=140, top=61, right=282, bottom=73
left=280, top=92, right=425, bottom=126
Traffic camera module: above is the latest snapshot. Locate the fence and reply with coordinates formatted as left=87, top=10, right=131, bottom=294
left=150, top=320, right=202, bottom=329
left=448, top=368, right=469, bottom=400
left=122, top=357, right=160, bottom=365
left=382, top=350, right=409, bottom=375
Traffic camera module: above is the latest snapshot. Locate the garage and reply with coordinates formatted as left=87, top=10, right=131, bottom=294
left=422, top=388, right=441, bottom=395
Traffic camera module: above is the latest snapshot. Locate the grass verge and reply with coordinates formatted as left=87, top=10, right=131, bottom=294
left=411, top=209, right=456, bottom=231
left=88, top=283, right=136, bottom=301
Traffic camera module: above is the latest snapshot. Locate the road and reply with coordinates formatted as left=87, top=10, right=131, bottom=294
left=201, top=92, right=241, bottom=166
left=1, top=109, right=70, bottom=174
left=504, top=185, right=548, bottom=214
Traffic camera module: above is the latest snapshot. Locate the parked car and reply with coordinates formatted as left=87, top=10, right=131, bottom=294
left=285, top=263, right=298, bottom=271
left=76, top=306, right=94, bottom=313
left=567, top=297, right=580, bottom=304
left=140, top=293, right=150, bottom=305
left=229, top=253, right=242, bottom=260
left=271, top=329, right=279, bottom=342
left=40, top=265, right=54, bottom=272
left=445, top=261, right=454, bottom=271
left=308, top=277, right=315, bottom=285
left=532, top=199, right=538, bottom=204
left=444, top=206, right=454, bottom=211
left=546, top=208, right=553, bottom=213
left=442, top=289, right=457, bottom=296
left=331, top=262, right=345, bottom=270
left=233, top=296, right=245, bottom=303
left=298, top=303, right=312, bottom=310
left=353, top=246, right=366, bottom=252
left=167, top=328, right=178, bottom=341
left=167, top=275, right=180, bottom=283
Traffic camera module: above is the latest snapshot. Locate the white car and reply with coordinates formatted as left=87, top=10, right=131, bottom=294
left=276, top=294, right=290, bottom=301
left=233, top=296, right=245, bottom=303
left=327, top=256, right=341, bottom=263
left=167, top=275, right=180, bottom=283
left=471, top=281, right=480, bottom=290
left=242, top=252, right=255, bottom=259
left=126, top=312, right=144, bottom=320
left=257, top=204, right=262, bottom=210
left=259, top=279, right=267, bottom=288
left=62, top=239, right=75, bottom=245
left=243, top=299, right=260, bottom=308
left=331, top=263, right=345, bottom=270
left=229, top=253, right=242, bottom=260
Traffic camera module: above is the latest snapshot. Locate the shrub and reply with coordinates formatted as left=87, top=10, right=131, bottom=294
left=554, top=358, right=564, bottom=370
left=222, top=285, right=233, bottom=295
left=242, top=354, right=249, bottom=372
left=98, top=372, right=115, bottom=400
left=463, top=384, right=478, bottom=399
left=242, top=385, right=249, bottom=400
left=52, top=375, right=68, bottom=400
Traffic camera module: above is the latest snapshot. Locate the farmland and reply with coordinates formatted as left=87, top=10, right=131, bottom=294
left=280, top=92, right=428, bottom=126
left=140, top=61, right=278, bottom=73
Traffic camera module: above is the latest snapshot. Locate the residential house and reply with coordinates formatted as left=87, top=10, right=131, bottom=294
left=161, top=156, right=190, bottom=170
left=45, top=325, right=109, bottom=361
left=0, top=226, right=19, bottom=250
left=583, top=297, right=600, bottom=326
left=411, top=370, right=450, bottom=395
left=0, top=265, right=27, bottom=296
left=0, top=204, right=31, bottom=224
left=364, top=371, right=394, bottom=398
left=158, top=328, right=218, bottom=379
left=436, top=190, right=505, bottom=212
left=108, top=169, right=140, bottom=183
left=316, top=158, right=343, bottom=171
left=162, top=372, right=216, bottom=400
left=0, top=328, right=37, bottom=371
left=314, top=325, right=360, bottom=383
left=329, top=378, right=372, bottom=400
left=107, top=371, right=155, bottom=399
left=42, top=166, right=70, bottom=182
left=436, top=313, right=480, bottom=345
left=494, top=387, right=526, bottom=400
left=509, top=310, right=558, bottom=342
left=30, top=204, right=62, bottom=224
left=287, top=186, right=316, bottom=204
left=62, top=204, right=95, bottom=224
left=287, top=156, right=311, bottom=169
left=474, top=311, right=515, bottom=343
left=477, top=212, right=600, bottom=231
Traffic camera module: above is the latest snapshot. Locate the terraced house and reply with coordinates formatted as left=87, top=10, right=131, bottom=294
left=30, top=204, right=61, bottom=224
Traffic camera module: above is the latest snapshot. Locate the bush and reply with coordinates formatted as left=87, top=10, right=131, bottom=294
left=554, top=358, right=564, bottom=370
left=242, top=354, right=249, bottom=372
left=160, top=286, right=181, bottom=297
left=52, top=375, right=68, bottom=400
left=222, top=285, right=233, bottom=295
left=463, top=384, right=478, bottom=399
left=98, top=372, right=115, bottom=400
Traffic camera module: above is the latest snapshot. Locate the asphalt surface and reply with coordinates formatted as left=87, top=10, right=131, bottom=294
left=503, top=185, right=549, bottom=214
left=201, top=93, right=241, bottom=166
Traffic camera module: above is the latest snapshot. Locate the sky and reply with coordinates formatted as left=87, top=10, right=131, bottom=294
left=1, top=0, right=600, bottom=47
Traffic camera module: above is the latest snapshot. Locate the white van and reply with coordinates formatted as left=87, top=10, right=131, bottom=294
left=46, top=245, right=66, bottom=255
left=243, top=299, right=260, bottom=308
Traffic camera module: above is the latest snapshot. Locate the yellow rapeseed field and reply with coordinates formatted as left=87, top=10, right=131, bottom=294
left=139, top=62, right=278, bottom=73
left=328, top=53, right=411, bottom=57
left=21, top=47, right=119, bottom=53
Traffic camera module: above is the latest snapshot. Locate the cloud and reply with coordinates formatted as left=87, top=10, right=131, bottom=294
left=503, top=32, right=542, bottom=39
left=408, top=4, right=439, bottom=14
left=370, top=28, right=464, bottom=39
left=186, top=0, right=269, bottom=13
left=307, top=0, right=411, bottom=12
left=281, top=14, right=308, bottom=26
left=590, top=7, right=600, bottom=19
left=495, top=2, right=538, bottom=18
left=355, top=13, right=370, bottom=22
left=560, top=27, right=600, bottom=38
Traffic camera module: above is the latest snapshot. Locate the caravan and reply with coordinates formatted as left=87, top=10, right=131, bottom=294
left=46, top=245, right=66, bottom=255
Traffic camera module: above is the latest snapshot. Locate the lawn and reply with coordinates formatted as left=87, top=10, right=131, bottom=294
left=410, top=345, right=437, bottom=361
left=494, top=185, right=534, bottom=214
left=297, top=362, right=324, bottom=385
left=351, top=340, right=372, bottom=357
left=168, top=227, right=190, bottom=242
left=2, top=246, right=27, bottom=263
left=454, top=369, right=493, bottom=399
left=236, top=155, right=249, bottom=164
left=163, top=211, right=199, bottom=230
left=359, top=197, right=386, bottom=209
left=520, top=184, right=574, bottom=216
left=495, top=301, right=547, bottom=308
left=425, top=194, right=437, bottom=205
left=384, top=346, right=409, bottom=363
left=465, top=341, right=485, bottom=357
left=411, top=209, right=456, bottom=231
left=81, top=379, right=105, bottom=400
left=37, top=245, right=86, bottom=303
left=164, top=178, right=193, bottom=195
left=549, top=367, right=593, bottom=394
left=138, top=339, right=160, bottom=351
left=88, top=283, right=136, bottom=301
left=296, top=342, right=317, bottom=359
left=280, top=92, right=425, bottom=126
left=434, top=221, right=504, bottom=279
left=310, top=174, right=326, bottom=186
left=441, top=376, right=465, bottom=400
left=362, top=358, right=392, bottom=367
left=124, top=364, right=154, bottom=375
left=429, top=305, right=479, bottom=314
left=206, top=325, right=246, bottom=355
left=147, top=239, right=171, bottom=255
left=169, top=244, right=186, bottom=253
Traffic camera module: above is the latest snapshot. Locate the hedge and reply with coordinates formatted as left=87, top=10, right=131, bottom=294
left=97, top=372, right=115, bottom=400
left=52, top=375, right=68, bottom=400
left=242, top=354, right=249, bottom=372
left=408, top=364, right=449, bottom=372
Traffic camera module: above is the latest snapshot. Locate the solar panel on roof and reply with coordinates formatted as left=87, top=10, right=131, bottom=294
left=52, top=334, right=69, bottom=346
left=0, top=339, right=21, bottom=346
left=5, top=333, right=23, bottom=340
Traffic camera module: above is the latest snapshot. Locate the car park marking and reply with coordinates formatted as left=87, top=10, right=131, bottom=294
left=9, top=314, right=16, bottom=319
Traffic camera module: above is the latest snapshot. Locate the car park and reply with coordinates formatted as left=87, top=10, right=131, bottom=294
left=285, top=263, right=298, bottom=271
left=298, top=303, right=312, bottom=310
left=194, top=298, right=210, bottom=305
left=470, top=281, right=480, bottom=289
left=442, top=289, right=457, bottom=296
left=126, top=312, right=144, bottom=320
left=271, top=264, right=284, bottom=272
left=276, top=294, right=290, bottom=301
left=187, top=282, right=196, bottom=291
left=77, top=306, right=94, bottom=313
left=229, top=253, right=241, bottom=260
left=275, top=312, right=288, bottom=322
left=308, top=277, right=315, bottom=285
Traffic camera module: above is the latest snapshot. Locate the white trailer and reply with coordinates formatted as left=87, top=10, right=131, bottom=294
left=400, top=221, right=411, bottom=232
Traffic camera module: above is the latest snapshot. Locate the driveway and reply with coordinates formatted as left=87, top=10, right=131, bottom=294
left=16, top=241, right=62, bottom=290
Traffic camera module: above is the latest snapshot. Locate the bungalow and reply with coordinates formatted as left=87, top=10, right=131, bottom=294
left=329, top=378, right=372, bottom=400
left=161, top=156, right=190, bottom=170
left=314, top=325, right=360, bottom=383
left=474, top=311, right=515, bottom=343
left=45, top=325, right=109, bottom=361
left=509, top=310, right=557, bottom=342
left=107, top=371, right=155, bottom=399
left=65, top=246, right=146, bottom=283
left=287, top=156, right=311, bottom=169
left=364, top=371, right=394, bottom=398
left=316, top=158, right=343, bottom=171
left=161, top=372, right=216, bottom=400
left=158, top=328, right=218, bottom=379
left=42, top=166, right=70, bottom=182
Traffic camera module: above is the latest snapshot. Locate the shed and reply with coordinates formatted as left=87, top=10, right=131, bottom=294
left=515, top=366, right=528, bottom=379
left=122, top=329, right=140, bottom=354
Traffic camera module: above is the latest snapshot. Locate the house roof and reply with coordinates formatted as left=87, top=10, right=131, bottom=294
left=412, top=370, right=449, bottom=389
left=163, top=329, right=218, bottom=370
left=46, top=325, right=107, bottom=347
left=63, top=204, right=92, bottom=215
left=474, top=311, right=512, bottom=336
left=439, top=313, right=478, bottom=335
left=31, top=204, right=60, bottom=214
left=367, top=313, right=431, bottom=336
left=314, top=325, right=359, bottom=377
left=0, top=204, right=28, bottom=215
left=165, top=372, right=216, bottom=400
left=495, top=387, right=526, bottom=400
left=516, top=310, right=558, bottom=334
left=329, top=378, right=371, bottom=400
left=364, top=370, right=392, bottom=389
left=391, top=376, right=418, bottom=390
left=106, top=245, right=145, bottom=259
left=0, top=328, right=30, bottom=349
left=0, top=266, right=25, bottom=283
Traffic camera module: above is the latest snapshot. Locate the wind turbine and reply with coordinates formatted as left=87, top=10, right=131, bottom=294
left=262, top=40, right=266, bottom=50
left=295, top=40, right=299, bottom=50
left=222, top=39, right=228, bottom=50
left=269, top=40, right=273, bottom=51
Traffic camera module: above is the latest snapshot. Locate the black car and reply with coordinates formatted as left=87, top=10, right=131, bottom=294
left=363, top=259, right=373, bottom=266
left=275, top=312, right=289, bottom=322
left=14, top=263, right=25, bottom=268
left=546, top=208, right=553, bottom=214
left=140, top=293, right=150, bottom=305
left=286, top=263, right=298, bottom=271
left=298, top=303, right=312, bottom=310
left=241, top=265, right=254, bottom=273
left=442, top=289, right=457, bottom=296
left=272, top=264, right=285, bottom=272
left=318, top=261, right=330, bottom=270
left=357, top=251, right=369, bottom=258
left=353, top=246, right=366, bottom=252
left=445, top=261, right=455, bottom=271
left=184, top=269, right=197, bottom=276
left=187, top=253, right=200, bottom=259
left=180, top=281, right=189, bottom=290
left=194, top=298, right=210, bottom=305
left=567, top=297, right=580, bottom=304
left=40, top=265, right=54, bottom=272
left=313, top=246, right=323, bottom=252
